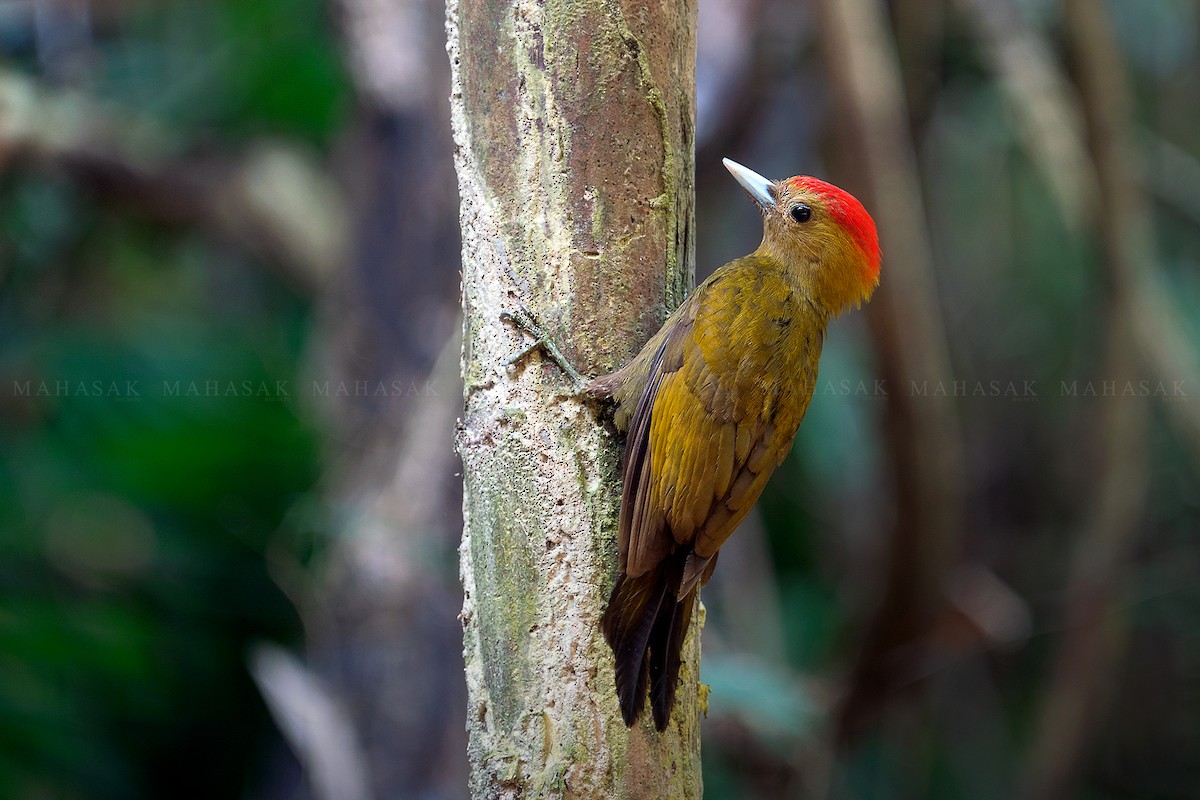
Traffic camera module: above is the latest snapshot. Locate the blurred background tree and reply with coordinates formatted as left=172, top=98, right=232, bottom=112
left=1, top=0, right=1198, bottom=799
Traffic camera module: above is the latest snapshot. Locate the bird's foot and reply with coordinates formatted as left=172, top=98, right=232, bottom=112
left=500, top=304, right=588, bottom=392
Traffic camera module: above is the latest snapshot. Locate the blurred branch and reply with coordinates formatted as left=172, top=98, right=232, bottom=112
left=694, top=0, right=768, bottom=170
left=967, top=0, right=1200, bottom=232
left=249, top=643, right=373, bottom=800
left=324, top=320, right=462, bottom=595
left=1143, top=131, right=1200, bottom=226
left=892, top=0, right=947, bottom=131
left=961, top=0, right=1200, bottom=791
left=325, top=0, right=461, bottom=436
left=266, top=327, right=465, bottom=799
left=961, top=0, right=1200, bottom=466
left=1018, top=1, right=1152, bottom=797
left=304, top=324, right=467, bottom=799
left=256, top=321, right=466, bottom=800
left=338, top=0, right=433, bottom=113
left=814, top=0, right=966, bottom=739
left=1129, top=134, right=1200, bottom=460
left=295, top=1, right=466, bottom=795
left=959, top=0, right=1097, bottom=232
left=0, top=67, right=347, bottom=289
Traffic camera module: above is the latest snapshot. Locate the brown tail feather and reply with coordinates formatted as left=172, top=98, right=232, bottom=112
left=650, top=587, right=694, bottom=731
left=602, top=551, right=689, bottom=729
left=602, top=567, right=664, bottom=725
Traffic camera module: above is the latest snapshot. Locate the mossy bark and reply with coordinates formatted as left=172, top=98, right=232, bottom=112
left=447, top=0, right=699, bottom=796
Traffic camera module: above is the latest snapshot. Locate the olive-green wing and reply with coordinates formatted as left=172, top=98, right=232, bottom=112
left=621, top=260, right=823, bottom=593
left=618, top=298, right=695, bottom=577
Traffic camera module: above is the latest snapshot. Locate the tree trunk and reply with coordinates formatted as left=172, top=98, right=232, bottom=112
left=447, top=0, right=699, bottom=797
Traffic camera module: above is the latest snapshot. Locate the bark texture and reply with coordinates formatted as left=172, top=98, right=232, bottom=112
left=447, top=0, right=700, bottom=797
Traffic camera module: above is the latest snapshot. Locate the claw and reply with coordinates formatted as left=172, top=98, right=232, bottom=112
left=500, top=306, right=587, bottom=390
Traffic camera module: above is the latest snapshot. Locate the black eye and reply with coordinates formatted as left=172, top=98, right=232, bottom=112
left=789, top=203, right=813, bottom=223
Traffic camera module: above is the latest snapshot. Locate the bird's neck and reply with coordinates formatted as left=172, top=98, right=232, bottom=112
left=752, top=238, right=868, bottom=320
left=751, top=241, right=834, bottom=323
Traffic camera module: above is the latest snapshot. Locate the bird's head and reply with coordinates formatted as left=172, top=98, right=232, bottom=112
left=724, top=158, right=881, bottom=316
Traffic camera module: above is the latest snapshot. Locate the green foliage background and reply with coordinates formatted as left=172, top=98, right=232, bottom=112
left=0, top=1, right=344, bottom=796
